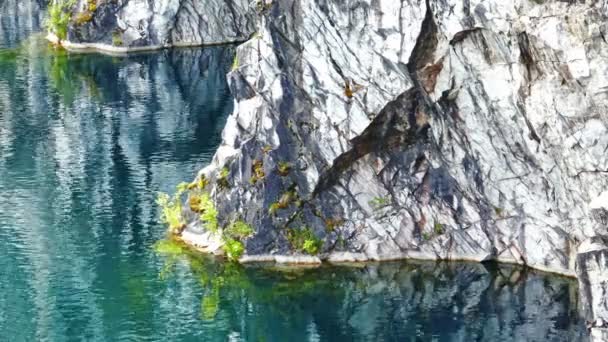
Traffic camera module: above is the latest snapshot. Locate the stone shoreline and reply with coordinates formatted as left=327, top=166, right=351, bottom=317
left=181, top=224, right=577, bottom=276
left=179, top=227, right=608, bottom=339
left=46, top=33, right=246, bottom=56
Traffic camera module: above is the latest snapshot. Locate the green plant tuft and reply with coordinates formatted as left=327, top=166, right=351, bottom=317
left=112, top=31, right=123, bottom=46
left=268, top=189, right=298, bottom=216
left=74, top=11, right=93, bottom=25
left=324, top=217, right=344, bottom=233
left=277, top=161, right=291, bottom=176
left=217, top=166, right=231, bottom=190
left=222, top=238, right=245, bottom=261
left=47, top=0, right=77, bottom=40
left=187, top=175, right=209, bottom=191
left=199, top=192, right=218, bottom=232
left=369, top=196, right=389, bottom=210
left=287, top=227, right=323, bottom=255
left=262, top=145, right=272, bottom=154
left=268, top=202, right=281, bottom=216
left=250, top=160, right=265, bottom=185
left=221, top=219, right=254, bottom=261
left=231, top=54, right=239, bottom=71
left=156, top=192, right=185, bottom=234
left=434, top=222, right=445, bottom=235
left=225, top=220, right=254, bottom=240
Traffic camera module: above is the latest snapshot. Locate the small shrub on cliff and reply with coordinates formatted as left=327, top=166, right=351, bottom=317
left=188, top=193, right=203, bottom=212
left=224, top=220, right=254, bottom=240
left=157, top=192, right=185, bottom=234
left=277, top=161, right=291, bottom=176
left=268, top=189, right=298, bottom=216
left=250, top=160, right=265, bottom=185
left=74, top=11, right=93, bottom=26
left=199, top=192, right=219, bottom=232
left=188, top=175, right=209, bottom=191
left=287, top=227, right=323, bottom=255
left=222, top=220, right=254, bottom=261
left=369, top=196, right=389, bottom=210
left=217, top=167, right=231, bottom=190
left=222, top=238, right=245, bottom=261
left=433, top=223, right=445, bottom=235
left=87, top=0, right=97, bottom=12
left=73, top=0, right=98, bottom=26
left=47, top=0, right=77, bottom=40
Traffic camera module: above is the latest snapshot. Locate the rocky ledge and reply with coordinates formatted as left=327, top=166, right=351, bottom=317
left=46, top=0, right=256, bottom=53
left=78, top=0, right=608, bottom=338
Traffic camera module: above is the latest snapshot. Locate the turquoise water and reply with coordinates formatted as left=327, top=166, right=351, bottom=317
left=0, top=5, right=589, bottom=342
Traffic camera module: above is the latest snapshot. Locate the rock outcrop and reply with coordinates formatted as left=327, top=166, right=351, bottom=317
left=173, top=0, right=608, bottom=337
left=52, top=0, right=256, bottom=51
left=202, top=0, right=607, bottom=268
left=80, top=0, right=608, bottom=337
left=577, top=236, right=608, bottom=339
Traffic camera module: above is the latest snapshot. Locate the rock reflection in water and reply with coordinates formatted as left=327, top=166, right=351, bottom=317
left=158, top=241, right=587, bottom=342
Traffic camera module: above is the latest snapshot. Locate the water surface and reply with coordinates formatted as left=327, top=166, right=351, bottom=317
left=0, top=3, right=589, bottom=341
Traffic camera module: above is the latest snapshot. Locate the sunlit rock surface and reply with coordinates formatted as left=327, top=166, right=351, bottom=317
left=577, top=236, right=608, bottom=338
left=201, top=0, right=608, bottom=268
left=65, top=0, right=256, bottom=49
left=77, top=0, right=608, bottom=337
left=161, top=1, right=608, bottom=336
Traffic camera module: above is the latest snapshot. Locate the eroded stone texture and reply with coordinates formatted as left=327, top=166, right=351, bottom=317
left=178, top=2, right=608, bottom=329
left=198, top=0, right=608, bottom=272
left=65, top=0, right=256, bottom=48
left=577, top=237, right=608, bottom=338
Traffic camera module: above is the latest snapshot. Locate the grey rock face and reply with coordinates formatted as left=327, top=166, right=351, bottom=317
left=56, top=0, right=602, bottom=337
left=184, top=1, right=608, bottom=330
left=64, top=0, right=256, bottom=49
left=201, top=0, right=608, bottom=269
left=577, top=236, right=608, bottom=339
left=29, top=0, right=608, bottom=338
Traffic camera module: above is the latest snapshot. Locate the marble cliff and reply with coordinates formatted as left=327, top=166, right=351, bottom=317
left=53, top=0, right=608, bottom=338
